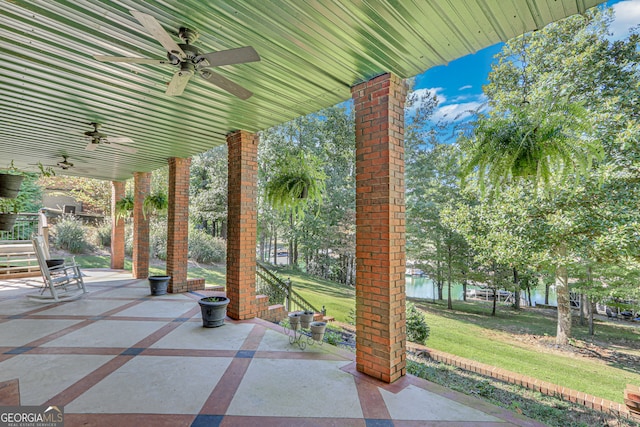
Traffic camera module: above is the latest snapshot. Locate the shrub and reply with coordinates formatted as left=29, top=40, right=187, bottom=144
left=406, top=302, right=430, bottom=344
left=52, top=214, right=88, bottom=253
left=188, top=228, right=226, bottom=264
left=149, top=218, right=167, bottom=260
left=94, top=218, right=112, bottom=247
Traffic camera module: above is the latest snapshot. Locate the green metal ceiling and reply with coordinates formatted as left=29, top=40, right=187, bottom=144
left=0, top=0, right=603, bottom=181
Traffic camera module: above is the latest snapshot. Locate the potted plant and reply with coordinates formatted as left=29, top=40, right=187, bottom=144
left=0, top=198, right=22, bottom=231
left=264, top=151, right=326, bottom=218
left=288, top=311, right=301, bottom=330
left=198, top=296, right=230, bottom=327
left=114, top=194, right=134, bottom=220
left=143, top=191, right=168, bottom=218
left=148, top=275, right=171, bottom=296
left=310, top=321, right=327, bottom=341
left=0, top=161, right=24, bottom=199
left=300, top=310, right=314, bottom=329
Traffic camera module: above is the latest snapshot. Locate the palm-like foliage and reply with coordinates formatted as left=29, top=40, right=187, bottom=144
left=460, top=101, right=603, bottom=194
left=264, top=151, right=326, bottom=217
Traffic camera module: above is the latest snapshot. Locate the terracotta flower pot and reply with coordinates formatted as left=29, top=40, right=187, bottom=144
left=288, top=311, right=301, bottom=330
left=300, top=310, right=314, bottom=329
left=310, top=321, right=326, bottom=341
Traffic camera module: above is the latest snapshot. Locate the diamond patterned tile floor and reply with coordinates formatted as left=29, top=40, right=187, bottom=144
left=0, top=270, right=545, bottom=427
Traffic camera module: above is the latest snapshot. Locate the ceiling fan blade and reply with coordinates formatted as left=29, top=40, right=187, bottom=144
left=199, top=46, right=261, bottom=67
left=85, top=141, right=98, bottom=151
left=93, top=55, right=170, bottom=65
left=109, top=143, right=138, bottom=154
left=106, top=137, right=134, bottom=144
left=166, top=69, right=194, bottom=96
left=130, top=10, right=185, bottom=60
left=199, top=69, right=253, bottom=100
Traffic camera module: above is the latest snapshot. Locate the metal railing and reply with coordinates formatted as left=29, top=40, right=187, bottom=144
left=0, top=213, right=40, bottom=241
left=256, top=261, right=321, bottom=314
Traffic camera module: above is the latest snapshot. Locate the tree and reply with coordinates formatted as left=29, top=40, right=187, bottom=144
left=459, top=7, right=640, bottom=344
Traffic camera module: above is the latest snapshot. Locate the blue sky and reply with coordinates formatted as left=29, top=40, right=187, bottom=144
left=412, top=0, right=639, bottom=124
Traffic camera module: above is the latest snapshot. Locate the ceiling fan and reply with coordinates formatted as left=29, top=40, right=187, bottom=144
left=84, top=122, right=137, bottom=154
left=93, top=9, right=260, bottom=99
left=30, top=155, right=75, bottom=171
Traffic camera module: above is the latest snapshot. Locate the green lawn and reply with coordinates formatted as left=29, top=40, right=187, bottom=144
left=74, top=255, right=226, bottom=287
left=74, top=257, right=639, bottom=403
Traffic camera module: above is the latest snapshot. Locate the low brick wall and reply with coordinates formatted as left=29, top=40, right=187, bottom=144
left=626, top=384, right=640, bottom=421
left=186, top=278, right=205, bottom=291
left=408, top=343, right=631, bottom=418
left=255, top=294, right=286, bottom=323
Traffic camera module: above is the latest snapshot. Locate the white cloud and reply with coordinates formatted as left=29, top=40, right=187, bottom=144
left=611, top=0, right=640, bottom=40
left=458, top=85, right=472, bottom=91
left=410, top=87, right=446, bottom=104
left=432, top=101, right=487, bottom=122
left=407, top=87, right=487, bottom=123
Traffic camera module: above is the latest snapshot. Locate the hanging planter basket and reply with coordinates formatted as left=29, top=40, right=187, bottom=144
left=0, top=174, right=24, bottom=199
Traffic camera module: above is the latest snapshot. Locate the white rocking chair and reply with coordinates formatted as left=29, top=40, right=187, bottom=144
left=29, top=235, right=86, bottom=302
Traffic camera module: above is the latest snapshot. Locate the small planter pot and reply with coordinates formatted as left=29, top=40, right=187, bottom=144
left=199, top=296, right=230, bottom=328
left=0, top=213, right=17, bottom=231
left=288, top=311, right=301, bottom=330
left=300, top=310, right=314, bottom=329
left=0, top=174, right=24, bottom=198
left=310, top=321, right=327, bottom=342
left=148, top=275, right=171, bottom=296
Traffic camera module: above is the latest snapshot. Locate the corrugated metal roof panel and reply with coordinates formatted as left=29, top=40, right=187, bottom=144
left=0, top=0, right=603, bottom=181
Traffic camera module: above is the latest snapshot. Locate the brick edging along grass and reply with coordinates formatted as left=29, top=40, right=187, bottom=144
left=407, top=343, right=630, bottom=418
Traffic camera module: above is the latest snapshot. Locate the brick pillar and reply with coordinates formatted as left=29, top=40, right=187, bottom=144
left=226, top=130, right=258, bottom=320
left=166, top=157, right=191, bottom=293
left=110, top=181, right=126, bottom=270
left=351, top=73, right=407, bottom=383
left=132, top=172, right=150, bottom=279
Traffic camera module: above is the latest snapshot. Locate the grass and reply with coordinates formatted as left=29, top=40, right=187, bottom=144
left=413, top=299, right=640, bottom=403
left=74, top=256, right=639, bottom=404
left=74, top=255, right=226, bottom=287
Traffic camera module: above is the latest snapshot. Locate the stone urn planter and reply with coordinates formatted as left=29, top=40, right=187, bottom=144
left=148, top=275, right=170, bottom=296
left=300, top=310, right=314, bottom=329
left=310, top=321, right=327, bottom=342
left=288, top=311, right=301, bottom=330
left=199, top=296, right=230, bottom=328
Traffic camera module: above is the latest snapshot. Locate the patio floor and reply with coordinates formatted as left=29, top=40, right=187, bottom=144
left=0, top=270, right=544, bottom=426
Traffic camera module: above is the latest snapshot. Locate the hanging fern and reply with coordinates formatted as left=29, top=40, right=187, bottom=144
left=264, top=151, right=326, bottom=217
left=460, top=100, right=603, bottom=195
left=114, top=194, right=134, bottom=220
left=143, top=191, right=168, bottom=218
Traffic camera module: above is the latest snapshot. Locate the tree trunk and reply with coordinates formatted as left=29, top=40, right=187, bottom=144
left=579, top=294, right=586, bottom=326
left=462, top=280, right=467, bottom=302
left=273, top=227, right=278, bottom=265
left=513, top=267, right=520, bottom=310
left=545, top=282, right=550, bottom=305
left=555, top=244, right=571, bottom=346
left=589, top=299, right=596, bottom=336
left=447, top=244, right=453, bottom=310
left=491, top=262, right=497, bottom=316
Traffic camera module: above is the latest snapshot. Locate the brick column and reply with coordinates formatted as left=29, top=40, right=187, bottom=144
left=110, top=181, right=126, bottom=270
left=351, top=73, right=407, bottom=383
left=226, top=130, right=258, bottom=320
left=166, top=157, right=191, bottom=293
left=132, top=172, right=150, bottom=279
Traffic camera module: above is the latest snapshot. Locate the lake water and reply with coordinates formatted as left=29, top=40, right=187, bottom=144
left=405, top=275, right=558, bottom=306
